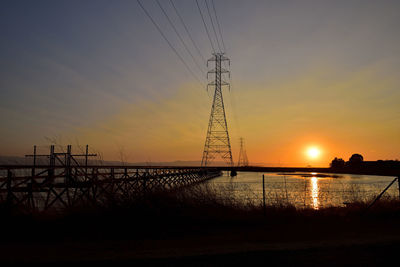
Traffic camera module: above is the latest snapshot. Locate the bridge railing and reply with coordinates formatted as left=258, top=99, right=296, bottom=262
left=0, top=165, right=221, bottom=211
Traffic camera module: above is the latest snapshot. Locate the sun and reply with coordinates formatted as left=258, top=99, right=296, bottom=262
left=307, top=147, right=321, bottom=159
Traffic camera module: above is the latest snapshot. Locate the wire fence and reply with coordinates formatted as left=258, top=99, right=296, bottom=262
left=203, top=172, right=400, bottom=209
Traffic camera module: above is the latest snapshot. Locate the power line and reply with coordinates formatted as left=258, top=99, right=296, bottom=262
left=137, top=0, right=203, bottom=87
left=195, top=0, right=216, bottom=54
left=207, top=0, right=228, bottom=69
left=169, top=0, right=207, bottom=64
left=156, top=0, right=205, bottom=75
left=204, top=0, right=222, bottom=53
left=211, top=0, right=226, bottom=53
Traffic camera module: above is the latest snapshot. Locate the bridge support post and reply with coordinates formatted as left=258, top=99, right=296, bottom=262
left=6, top=169, right=13, bottom=207
left=111, top=167, right=115, bottom=195
left=48, top=145, right=55, bottom=181
left=143, top=170, right=147, bottom=198
left=92, top=168, right=97, bottom=202
left=29, top=145, right=36, bottom=209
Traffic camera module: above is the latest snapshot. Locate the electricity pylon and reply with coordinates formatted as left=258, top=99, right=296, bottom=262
left=201, top=53, right=233, bottom=167
left=237, top=137, right=249, bottom=167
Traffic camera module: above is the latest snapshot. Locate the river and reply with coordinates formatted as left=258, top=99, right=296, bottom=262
left=206, top=171, right=398, bottom=209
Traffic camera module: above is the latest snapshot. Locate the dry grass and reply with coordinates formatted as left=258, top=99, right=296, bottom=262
left=1, top=182, right=400, bottom=243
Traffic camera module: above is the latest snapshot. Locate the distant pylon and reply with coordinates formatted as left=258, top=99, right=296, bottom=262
left=201, top=53, right=233, bottom=167
left=237, top=137, right=249, bottom=167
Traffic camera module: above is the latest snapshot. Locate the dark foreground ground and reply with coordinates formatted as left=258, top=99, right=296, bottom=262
left=1, top=191, right=400, bottom=266
left=2, top=222, right=400, bottom=266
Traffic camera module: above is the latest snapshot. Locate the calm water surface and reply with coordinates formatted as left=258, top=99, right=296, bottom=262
left=206, top=172, right=398, bottom=209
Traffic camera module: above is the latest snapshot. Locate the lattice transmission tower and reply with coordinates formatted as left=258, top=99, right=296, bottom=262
left=201, top=53, right=233, bottom=167
left=237, top=137, right=249, bottom=167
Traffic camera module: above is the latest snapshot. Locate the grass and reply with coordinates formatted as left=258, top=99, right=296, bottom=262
left=1, top=182, right=400, bottom=243
left=1, top=184, right=400, bottom=265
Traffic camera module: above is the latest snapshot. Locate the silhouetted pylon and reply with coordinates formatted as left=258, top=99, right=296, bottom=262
left=201, top=53, right=233, bottom=167
left=237, top=137, right=249, bottom=167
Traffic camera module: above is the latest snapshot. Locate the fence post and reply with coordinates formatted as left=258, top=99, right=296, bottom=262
left=366, top=177, right=398, bottom=211
left=262, top=174, right=266, bottom=215
left=304, top=177, right=307, bottom=207
left=397, top=176, right=400, bottom=200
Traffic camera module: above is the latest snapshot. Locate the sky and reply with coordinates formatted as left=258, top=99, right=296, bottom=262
left=1, top=0, right=400, bottom=166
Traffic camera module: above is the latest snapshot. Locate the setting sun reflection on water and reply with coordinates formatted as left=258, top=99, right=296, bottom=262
left=311, top=177, right=319, bottom=209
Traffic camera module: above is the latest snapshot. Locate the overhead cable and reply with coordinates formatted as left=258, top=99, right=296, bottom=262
left=211, top=0, right=226, bottom=53
left=137, top=0, right=203, bottom=86
left=156, top=0, right=205, bottom=75
left=195, top=0, right=216, bottom=54
left=170, top=0, right=207, bottom=64
left=204, top=0, right=222, bottom=53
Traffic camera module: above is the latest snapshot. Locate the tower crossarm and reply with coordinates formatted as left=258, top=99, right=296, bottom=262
left=207, top=81, right=229, bottom=87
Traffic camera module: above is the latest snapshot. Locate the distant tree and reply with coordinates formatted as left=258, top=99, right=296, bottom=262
left=330, top=157, right=345, bottom=169
left=349, top=154, right=364, bottom=163
left=347, top=153, right=364, bottom=168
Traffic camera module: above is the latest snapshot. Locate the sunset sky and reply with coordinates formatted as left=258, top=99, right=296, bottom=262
left=1, top=0, right=400, bottom=166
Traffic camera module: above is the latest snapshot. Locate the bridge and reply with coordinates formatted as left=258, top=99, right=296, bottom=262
left=0, top=165, right=221, bottom=211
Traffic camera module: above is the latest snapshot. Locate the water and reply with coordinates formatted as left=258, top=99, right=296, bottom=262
left=206, top=172, right=398, bottom=209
